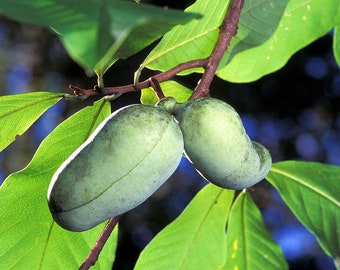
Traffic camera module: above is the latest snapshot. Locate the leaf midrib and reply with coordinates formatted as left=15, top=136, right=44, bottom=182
left=269, top=167, right=340, bottom=208
left=0, top=94, right=63, bottom=119
left=178, top=188, right=226, bottom=269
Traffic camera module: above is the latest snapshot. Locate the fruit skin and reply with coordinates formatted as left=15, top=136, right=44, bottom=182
left=159, top=97, right=271, bottom=190
left=47, top=104, right=184, bottom=232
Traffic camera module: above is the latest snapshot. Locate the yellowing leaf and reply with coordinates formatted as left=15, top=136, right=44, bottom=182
left=141, top=81, right=193, bottom=105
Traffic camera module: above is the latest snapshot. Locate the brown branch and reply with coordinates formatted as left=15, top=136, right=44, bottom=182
left=67, top=0, right=243, bottom=101
left=79, top=215, right=121, bottom=270
left=68, top=58, right=208, bottom=100
left=191, top=0, right=244, bottom=98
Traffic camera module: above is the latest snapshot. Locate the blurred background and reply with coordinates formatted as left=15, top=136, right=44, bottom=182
left=0, top=1, right=339, bottom=269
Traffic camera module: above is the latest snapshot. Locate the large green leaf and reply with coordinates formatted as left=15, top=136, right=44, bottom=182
left=334, top=26, right=340, bottom=68
left=134, top=184, right=235, bottom=270
left=139, top=0, right=229, bottom=75
left=217, top=0, right=340, bottom=82
left=140, top=81, right=193, bottom=106
left=266, top=161, right=340, bottom=265
left=0, top=0, right=199, bottom=74
left=0, top=92, right=63, bottom=152
left=224, top=191, right=288, bottom=270
left=140, top=0, right=287, bottom=76
left=141, top=0, right=340, bottom=83
left=0, top=99, right=115, bottom=269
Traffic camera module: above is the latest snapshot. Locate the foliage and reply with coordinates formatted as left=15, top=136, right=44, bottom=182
left=267, top=161, right=340, bottom=263
left=135, top=184, right=235, bottom=269
left=0, top=92, right=63, bottom=151
left=0, top=0, right=339, bottom=269
left=0, top=0, right=199, bottom=76
left=224, top=191, right=288, bottom=270
left=0, top=99, right=115, bottom=269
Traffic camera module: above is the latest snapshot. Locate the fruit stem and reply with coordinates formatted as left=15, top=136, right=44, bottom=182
left=149, top=77, right=165, bottom=100
left=191, top=0, right=244, bottom=99
left=96, top=71, right=107, bottom=95
left=79, top=215, right=121, bottom=270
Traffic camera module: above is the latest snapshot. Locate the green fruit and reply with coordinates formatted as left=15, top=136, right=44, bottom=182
left=158, top=97, right=271, bottom=190
left=47, top=104, right=184, bottom=232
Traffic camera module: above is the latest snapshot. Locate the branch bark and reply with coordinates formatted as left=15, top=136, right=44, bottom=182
left=68, top=58, right=208, bottom=99
left=191, top=0, right=244, bottom=98
left=79, top=216, right=121, bottom=270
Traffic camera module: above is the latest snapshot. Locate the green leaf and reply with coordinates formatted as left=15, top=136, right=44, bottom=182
left=140, top=0, right=287, bottom=76
left=224, top=191, right=288, bottom=270
left=134, top=184, right=235, bottom=270
left=0, top=99, right=116, bottom=269
left=0, top=92, right=63, bottom=152
left=334, top=26, right=340, bottom=68
left=0, top=0, right=199, bottom=74
left=217, top=0, right=340, bottom=82
left=266, top=161, right=340, bottom=264
left=140, top=81, right=193, bottom=105
left=139, top=0, right=229, bottom=74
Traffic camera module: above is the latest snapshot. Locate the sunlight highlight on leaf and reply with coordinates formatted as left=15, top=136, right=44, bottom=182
left=141, top=81, right=193, bottom=105
left=0, top=99, right=116, bottom=269
left=0, top=92, right=63, bottom=152
left=333, top=26, right=340, bottom=68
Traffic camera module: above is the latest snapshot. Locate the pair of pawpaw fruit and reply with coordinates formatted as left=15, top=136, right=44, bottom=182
left=47, top=97, right=272, bottom=231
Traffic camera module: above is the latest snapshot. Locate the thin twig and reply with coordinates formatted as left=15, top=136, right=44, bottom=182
left=68, top=58, right=208, bottom=100
left=191, top=0, right=244, bottom=98
left=79, top=216, right=121, bottom=270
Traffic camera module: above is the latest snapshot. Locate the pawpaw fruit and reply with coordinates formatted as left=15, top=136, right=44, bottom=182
left=48, top=104, right=184, bottom=231
left=158, top=97, right=271, bottom=190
